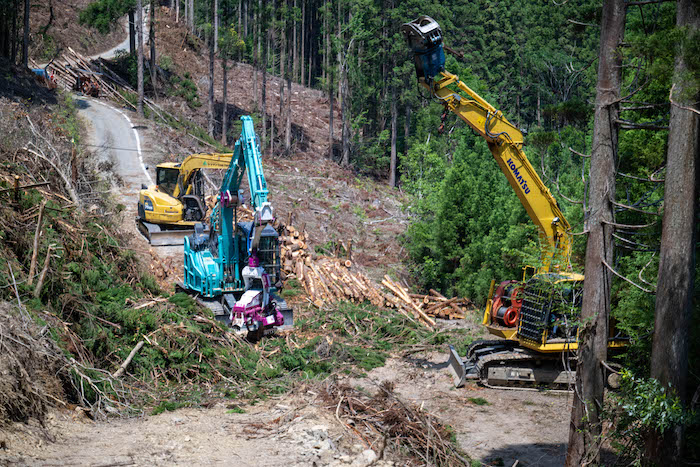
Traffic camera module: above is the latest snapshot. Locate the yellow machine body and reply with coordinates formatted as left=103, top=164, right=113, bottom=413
left=137, top=154, right=234, bottom=245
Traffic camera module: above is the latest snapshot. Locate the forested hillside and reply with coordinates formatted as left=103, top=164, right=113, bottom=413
left=1, top=0, right=699, bottom=464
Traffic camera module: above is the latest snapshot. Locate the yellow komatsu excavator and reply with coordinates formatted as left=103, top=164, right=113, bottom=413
left=137, top=153, right=234, bottom=246
left=402, top=16, right=626, bottom=389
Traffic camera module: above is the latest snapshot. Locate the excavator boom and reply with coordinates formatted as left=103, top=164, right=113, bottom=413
left=401, top=16, right=631, bottom=390
left=402, top=16, right=571, bottom=272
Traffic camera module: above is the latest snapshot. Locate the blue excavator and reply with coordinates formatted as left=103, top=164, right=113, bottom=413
left=181, top=115, right=292, bottom=339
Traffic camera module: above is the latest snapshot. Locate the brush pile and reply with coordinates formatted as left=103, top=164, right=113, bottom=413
left=321, top=380, right=469, bottom=466
left=277, top=221, right=472, bottom=328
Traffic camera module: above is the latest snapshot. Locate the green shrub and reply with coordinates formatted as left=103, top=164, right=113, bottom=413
left=79, top=0, right=135, bottom=35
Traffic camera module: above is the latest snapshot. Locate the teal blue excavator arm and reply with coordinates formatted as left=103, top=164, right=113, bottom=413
left=183, top=115, right=275, bottom=297
left=217, top=115, right=274, bottom=258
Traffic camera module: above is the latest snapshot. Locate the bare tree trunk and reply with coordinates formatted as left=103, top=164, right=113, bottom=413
left=208, top=6, right=215, bottom=137
left=279, top=4, right=285, bottom=76
left=129, top=8, right=136, bottom=55
left=243, top=0, right=248, bottom=37
left=285, top=28, right=292, bottom=154
left=137, top=0, right=145, bottom=117
left=328, top=68, right=334, bottom=159
left=262, top=28, right=268, bottom=152
left=389, top=84, right=397, bottom=187
left=643, top=0, right=700, bottom=464
left=222, top=58, right=228, bottom=144
left=300, top=0, right=305, bottom=86
left=279, top=65, right=284, bottom=151
left=322, top=3, right=327, bottom=82
left=22, top=0, right=28, bottom=67
left=213, top=0, right=218, bottom=53
left=11, top=0, right=19, bottom=62
left=565, top=1, right=625, bottom=465
left=253, top=1, right=259, bottom=109
left=340, top=43, right=350, bottom=167
left=292, top=0, right=298, bottom=82
left=404, top=103, right=411, bottom=155
left=176, top=0, right=179, bottom=23
left=150, top=0, right=157, bottom=99
left=189, top=0, right=194, bottom=32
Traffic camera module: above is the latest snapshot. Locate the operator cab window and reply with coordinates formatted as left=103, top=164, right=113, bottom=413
left=249, top=278, right=265, bottom=290
left=157, top=167, right=179, bottom=197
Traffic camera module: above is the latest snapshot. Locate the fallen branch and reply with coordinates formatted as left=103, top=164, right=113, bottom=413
left=33, top=244, right=54, bottom=298
left=112, top=340, right=145, bottom=378
left=28, top=200, right=47, bottom=286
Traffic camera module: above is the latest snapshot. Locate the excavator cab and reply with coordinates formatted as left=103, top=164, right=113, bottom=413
left=156, top=165, right=179, bottom=197
left=401, top=16, right=445, bottom=82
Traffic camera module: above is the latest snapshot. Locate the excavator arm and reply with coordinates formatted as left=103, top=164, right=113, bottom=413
left=402, top=16, right=572, bottom=272
left=173, top=153, right=236, bottom=198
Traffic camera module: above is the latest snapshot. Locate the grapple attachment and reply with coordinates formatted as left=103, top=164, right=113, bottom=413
left=401, top=16, right=445, bottom=82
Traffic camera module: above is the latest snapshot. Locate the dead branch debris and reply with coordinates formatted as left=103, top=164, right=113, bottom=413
left=321, top=381, right=469, bottom=466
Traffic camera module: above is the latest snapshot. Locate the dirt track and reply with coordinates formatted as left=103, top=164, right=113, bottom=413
left=0, top=395, right=395, bottom=466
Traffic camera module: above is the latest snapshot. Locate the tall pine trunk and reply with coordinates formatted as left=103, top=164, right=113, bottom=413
left=21, top=0, right=28, bottom=66
left=565, top=1, right=625, bottom=464
left=150, top=0, right=157, bottom=99
left=340, top=32, right=350, bottom=167
left=11, top=1, right=19, bottom=62
left=213, top=0, right=218, bottom=53
left=300, top=0, right=305, bottom=86
left=253, top=0, right=259, bottom=110
left=262, top=27, right=268, bottom=152
left=129, top=8, right=136, bottom=55
left=389, top=84, right=397, bottom=187
left=404, top=103, right=411, bottom=157
left=328, top=68, right=334, bottom=159
left=222, top=59, right=228, bottom=144
left=292, top=0, right=298, bottom=82
left=644, top=0, right=700, bottom=463
left=175, top=0, right=179, bottom=23
left=208, top=3, right=215, bottom=137
left=137, top=0, right=145, bottom=117
left=285, top=22, right=292, bottom=154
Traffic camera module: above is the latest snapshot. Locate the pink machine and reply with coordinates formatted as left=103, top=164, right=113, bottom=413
left=229, top=255, right=287, bottom=338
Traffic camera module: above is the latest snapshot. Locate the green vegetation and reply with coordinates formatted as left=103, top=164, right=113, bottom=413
left=608, top=370, right=698, bottom=460
left=79, top=0, right=135, bottom=34
left=468, top=397, right=489, bottom=406
left=171, top=73, right=202, bottom=110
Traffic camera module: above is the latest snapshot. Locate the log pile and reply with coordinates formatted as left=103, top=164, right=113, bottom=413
left=30, top=48, right=129, bottom=104
left=277, top=220, right=471, bottom=328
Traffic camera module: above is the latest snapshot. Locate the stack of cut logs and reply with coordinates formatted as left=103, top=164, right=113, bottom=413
left=278, top=221, right=472, bottom=329
left=30, top=48, right=129, bottom=105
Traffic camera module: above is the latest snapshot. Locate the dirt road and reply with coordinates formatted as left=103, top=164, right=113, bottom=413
left=348, top=351, right=576, bottom=466
left=0, top=395, right=395, bottom=467
left=77, top=96, right=152, bottom=205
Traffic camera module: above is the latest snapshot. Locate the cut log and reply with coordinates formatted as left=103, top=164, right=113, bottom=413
left=429, top=289, right=448, bottom=300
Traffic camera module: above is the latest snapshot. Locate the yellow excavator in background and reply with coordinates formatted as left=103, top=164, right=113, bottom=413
left=402, top=16, right=626, bottom=389
left=137, top=153, right=234, bottom=246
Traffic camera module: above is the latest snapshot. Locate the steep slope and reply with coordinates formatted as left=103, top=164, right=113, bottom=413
left=28, top=0, right=127, bottom=62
